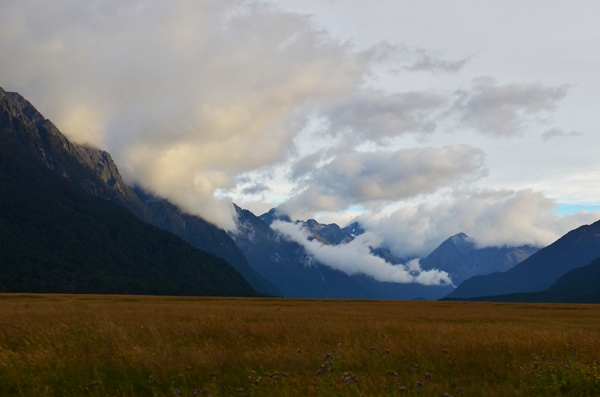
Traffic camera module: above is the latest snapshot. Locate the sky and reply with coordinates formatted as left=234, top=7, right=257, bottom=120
left=2, top=0, right=600, bottom=261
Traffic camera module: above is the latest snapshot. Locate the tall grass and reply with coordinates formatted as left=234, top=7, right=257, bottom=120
left=0, top=294, right=599, bottom=396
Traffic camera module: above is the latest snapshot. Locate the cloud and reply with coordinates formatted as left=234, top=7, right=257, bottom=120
left=402, top=50, right=473, bottom=73
left=541, top=128, right=583, bottom=141
left=359, top=189, right=600, bottom=258
left=0, top=0, right=577, bottom=236
left=0, top=0, right=377, bottom=229
left=289, top=150, right=328, bottom=181
left=241, top=183, right=271, bottom=196
left=280, top=145, right=486, bottom=219
left=452, top=77, right=567, bottom=137
left=321, top=88, right=447, bottom=141
left=271, top=220, right=453, bottom=286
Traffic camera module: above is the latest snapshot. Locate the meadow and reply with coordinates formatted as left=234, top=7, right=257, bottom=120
left=0, top=294, right=599, bottom=396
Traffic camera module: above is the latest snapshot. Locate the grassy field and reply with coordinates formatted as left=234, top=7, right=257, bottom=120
left=1, top=295, right=600, bottom=396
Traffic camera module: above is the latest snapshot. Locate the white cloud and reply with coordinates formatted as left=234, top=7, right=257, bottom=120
left=280, top=145, right=486, bottom=219
left=0, top=0, right=375, bottom=229
left=401, top=49, right=474, bottom=74
left=452, top=77, right=567, bottom=137
left=1, top=0, right=592, bottom=249
left=541, top=128, right=583, bottom=142
left=271, top=220, right=453, bottom=286
left=321, top=88, right=448, bottom=141
left=359, top=189, right=600, bottom=258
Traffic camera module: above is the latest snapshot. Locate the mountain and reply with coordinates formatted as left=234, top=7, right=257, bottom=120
left=0, top=88, right=153, bottom=222
left=0, top=87, right=278, bottom=296
left=134, top=188, right=281, bottom=296
left=232, top=206, right=453, bottom=300
left=342, top=222, right=365, bottom=237
left=0, top=98, right=258, bottom=296
left=259, top=208, right=291, bottom=225
left=444, top=256, right=600, bottom=303
left=420, top=233, right=539, bottom=286
left=446, top=221, right=600, bottom=299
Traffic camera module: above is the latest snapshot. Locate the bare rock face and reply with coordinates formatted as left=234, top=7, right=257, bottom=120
left=75, top=146, right=130, bottom=196
left=0, top=88, right=153, bottom=222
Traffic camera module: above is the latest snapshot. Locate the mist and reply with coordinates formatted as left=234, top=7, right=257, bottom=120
left=271, top=220, right=453, bottom=286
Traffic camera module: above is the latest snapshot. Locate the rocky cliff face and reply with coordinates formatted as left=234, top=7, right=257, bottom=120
left=0, top=88, right=154, bottom=222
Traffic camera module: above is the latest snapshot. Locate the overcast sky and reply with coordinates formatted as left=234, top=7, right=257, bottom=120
left=2, top=0, right=600, bottom=258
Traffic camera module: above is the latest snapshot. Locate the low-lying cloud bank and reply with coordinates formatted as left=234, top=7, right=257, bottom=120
left=357, top=189, right=600, bottom=258
left=271, top=220, right=453, bottom=286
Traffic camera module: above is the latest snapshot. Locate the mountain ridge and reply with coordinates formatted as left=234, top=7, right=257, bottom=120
left=446, top=220, right=600, bottom=299
left=0, top=114, right=258, bottom=296
left=0, top=87, right=279, bottom=296
left=420, top=232, right=539, bottom=285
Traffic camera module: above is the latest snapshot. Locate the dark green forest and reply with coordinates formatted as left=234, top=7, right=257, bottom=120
left=0, top=128, right=259, bottom=296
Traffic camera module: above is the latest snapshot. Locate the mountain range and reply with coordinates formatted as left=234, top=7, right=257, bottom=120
left=0, top=87, right=257, bottom=296
left=443, top=255, right=600, bottom=303
left=2, top=86, right=600, bottom=302
left=420, top=233, right=539, bottom=286
left=231, top=207, right=539, bottom=300
left=445, top=219, right=600, bottom=300
left=0, top=87, right=279, bottom=296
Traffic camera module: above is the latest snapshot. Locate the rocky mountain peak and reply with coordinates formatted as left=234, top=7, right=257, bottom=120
left=342, top=221, right=365, bottom=237
left=448, top=233, right=476, bottom=247
left=259, top=208, right=292, bottom=225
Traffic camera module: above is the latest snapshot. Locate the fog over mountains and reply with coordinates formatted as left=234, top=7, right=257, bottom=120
left=2, top=1, right=600, bottom=262
left=3, top=86, right=600, bottom=303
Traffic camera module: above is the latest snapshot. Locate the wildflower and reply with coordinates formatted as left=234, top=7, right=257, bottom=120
left=416, top=381, right=424, bottom=387
left=564, top=365, right=570, bottom=370
left=398, top=386, right=406, bottom=392
left=173, top=390, right=182, bottom=396
left=342, top=372, right=358, bottom=383
left=281, top=372, right=289, bottom=378
left=424, top=372, right=432, bottom=380
left=386, top=370, right=398, bottom=377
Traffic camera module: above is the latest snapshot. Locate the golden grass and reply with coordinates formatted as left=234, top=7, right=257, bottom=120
left=0, top=294, right=599, bottom=396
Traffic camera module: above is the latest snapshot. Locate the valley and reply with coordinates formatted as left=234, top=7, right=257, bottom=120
left=1, top=294, right=599, bottom=396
